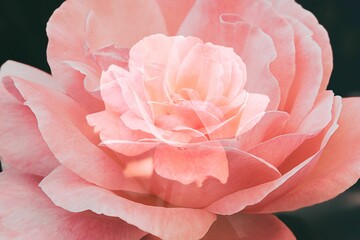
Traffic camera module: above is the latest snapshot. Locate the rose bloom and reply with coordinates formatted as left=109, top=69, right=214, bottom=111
left=1, top=0, right=360, bottom=239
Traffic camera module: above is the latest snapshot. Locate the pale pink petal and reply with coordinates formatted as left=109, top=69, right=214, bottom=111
left=237, top=111, right=290, bottom=150
left=295, top=91, right=335, bottom=134
left=84, top=0, right=167, bottom=51
left=270, top=0, right=333, bottom=91
left=178, top=0, right=297, bottom=110
left=206, top=95, right=342, bottom=215
left=283, top=17, right=323, bottom=131
left=12, top=77, right=142, bottom=191
left=153, top=143, right=229, bottom=187
left=1, top=61, right=62, bottom=91
left=206, top=150, right=320, bottom=215
left=249, top=98, right=360, bottom=213
left=46, top=0, right=167, bottom=111
left=120, top=109, right=193, bottom=145
left=208, top=93, right=269, bottom=140
left=155, top=0, right=196, bottom=34
left=99, top=68, right=129, bottom=113
left=279, top=96, right=342, bottom=173
left=0, top=61, right=60, bottom=176
left=150, top=147, right=281, bottom=208
left=0, top=169, right=146, bottom=240
left=222, top=22, right=279, bottom=110
left=202, top=213, right=295, bottom=240
left=87, top=111, right=155, bottom=156
left=248, top=133, right=309, bottom=168
left=244, top=97, right=342, bottom=213
left=0, top=90, right=58, bottom=176
left=40, top=166, right=216, bottom=240
left=206, top=97, right=342, bottom=214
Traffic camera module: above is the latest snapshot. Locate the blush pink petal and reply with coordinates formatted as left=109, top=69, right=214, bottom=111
left=87, top=111, right=155, bottom=156
left=100, top=77, right=128, bottom=113
left=202, top=213, right=295, bottom=240
left=153, top=143, right=229, bottom=187
left=155, top=0, right=196, bottom=34
left=283, top=17, right=323, bottom=131
left=46, top=0, right=167, bottom=111
left=248, top=98, right=360, bottom=213
left=224, top=22, right=279, bottom=110
left=296, top=91, right=335, bottom=135
left=246, top=97, right=342, bottom=213
left=0, top=91, right=58, bottom=176
left=206, top=94, right=342, bottom=215
left=237, top=111, right=290, bottom=150
left=278, top=96, right=342, bottom=174
left=248, top=133, right=309, bottom=168
left=206, top=150, right=321, bottom=215
left=178, top=0, right=298, bottom=110
left=269, top=0, right=333, bottom=91
left=213, top=96, right=342, bottom=214
left=12, top=77, right=143, bottom=192
left=207, top=93, right=269, bottom=140
left=0, top=62, right=59, bottom=176
left=150, top=148, right=281, bottom=208
left=0, top=169, right=146, bottom=240
left=84, top=0, right=167, bottom=51
left=40, top=166, right=216, bottom=240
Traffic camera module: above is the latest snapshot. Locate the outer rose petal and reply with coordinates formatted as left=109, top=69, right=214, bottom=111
left=205, top=94, right=341, bottom=215
left=283, top=17, right=323, bottom=132
left=46, top=0, right=167, bottom=111
left=11, top=76, right=143, bottom=192
left=40, top=166, right=216, bottom=240
left=202, top=214, right=295, bottom=240
left=0, top=61, right=59, bottom=176
left=250, top=98, right=360, bottom=213
left=270, top=0, right=333, bottom=91
left=0, top=169, right=146, bottom=240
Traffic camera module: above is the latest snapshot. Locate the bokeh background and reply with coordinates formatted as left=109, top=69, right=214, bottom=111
left=0, top=0, right=359, bottom=239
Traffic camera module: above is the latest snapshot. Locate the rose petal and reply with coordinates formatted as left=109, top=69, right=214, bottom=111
left=155, top=0, right=196, bottom=34
left=283, top=17, right=323, bottom=131
left=87, top=111, right=156, bottom=156
left=40, top=166, right=216, bottom=240
left=0, top=169, right=146, bottom=240
left=237, top=111, right=290, bottom=150
left=270, top=0, right=333, bottom=91
left=295, top=90, right=335, bottom=135
left=12, top=77, right=142, bottom=191
left=249, top=98, right=360, bottom=213
left=0, top=91, right=58, bottom=176
left=0, top=61, right=60, bottom=176
left=202, top=213, right=295, bottom=240
left=206, top=94, right=342, bottom=215
left=206, top=151, right=320, bottom=215
left=46, top=0, right=167, bottom=111
left=150, top=147, right=281, bottom=208
left=153, top=143, right=229, bottom=187
left=179, top=0, right=297, bottom=110
left=248, top=133, right=308, bottom=168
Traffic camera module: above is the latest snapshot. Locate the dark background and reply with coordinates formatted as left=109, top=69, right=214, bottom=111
left=0, top=0, right=359, bottom=239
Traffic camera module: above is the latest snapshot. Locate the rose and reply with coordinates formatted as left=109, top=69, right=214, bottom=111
left=1, top=0, right=360, bottom=239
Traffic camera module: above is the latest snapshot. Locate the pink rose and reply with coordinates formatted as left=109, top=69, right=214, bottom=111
left=1, top=0, right=359, bottom=239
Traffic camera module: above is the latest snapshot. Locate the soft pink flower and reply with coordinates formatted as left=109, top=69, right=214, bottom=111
left=1, top=0, right=359, bottom=239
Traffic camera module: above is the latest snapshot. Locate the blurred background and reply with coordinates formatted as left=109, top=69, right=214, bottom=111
left=0, top=0, right=359, bottom=239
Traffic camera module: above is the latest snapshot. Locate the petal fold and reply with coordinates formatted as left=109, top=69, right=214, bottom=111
left=0, top=169, right=146, bottom=240
left=40, top=166, right=216, bottom=240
